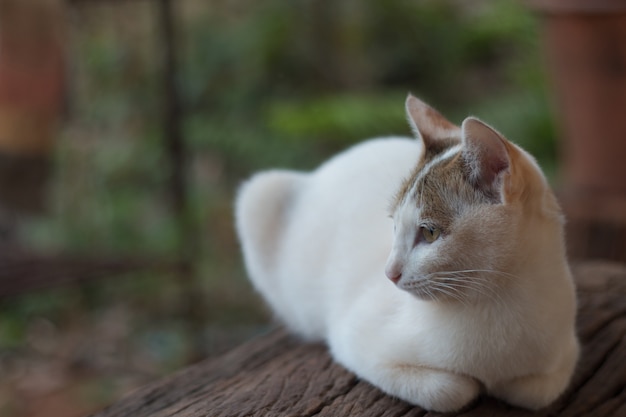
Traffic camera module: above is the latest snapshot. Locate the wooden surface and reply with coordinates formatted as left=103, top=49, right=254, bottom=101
left=92, top=262, right=626, bottom=417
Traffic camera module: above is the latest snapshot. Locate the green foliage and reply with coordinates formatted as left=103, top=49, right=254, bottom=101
left=176, top=0, right=553, bottom=177
left=265, top=92, right=409, bottom=144
left=0, top=314, right=26, bottom=349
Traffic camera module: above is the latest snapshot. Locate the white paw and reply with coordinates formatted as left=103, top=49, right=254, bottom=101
left=490, top=374, right=565, bottom=410
left=382, top=366, right=480, bottom=412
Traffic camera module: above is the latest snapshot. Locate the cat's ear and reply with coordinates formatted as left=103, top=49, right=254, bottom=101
left=461, top=117, right=510, bottom=201
left=405, top=94, right=459, bottom=145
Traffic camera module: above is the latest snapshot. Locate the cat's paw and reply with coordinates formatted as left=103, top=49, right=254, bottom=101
left=489, top=345, right=578, bottom=410
left=381, top=365, right=480, bottom=412
left=489, top=372, right=567, bottom=410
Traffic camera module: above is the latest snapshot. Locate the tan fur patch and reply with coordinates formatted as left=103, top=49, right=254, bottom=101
left=389, top=137, right=461, bottom=214
left=410, top=154, right=492, bottom=233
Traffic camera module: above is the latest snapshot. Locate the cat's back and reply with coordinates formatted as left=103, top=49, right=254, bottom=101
left=320, top=136, right=420, bottom=173
left=240, top=136, right=422, bottom=274
left=289, top=137, right=422, bottom=246
left=236, top=137, right=421, bottom=338
left=310, top=137, right=421, bottom=198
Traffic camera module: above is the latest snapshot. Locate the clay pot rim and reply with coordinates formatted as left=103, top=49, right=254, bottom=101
left=528, top=0, right=626, bottom=14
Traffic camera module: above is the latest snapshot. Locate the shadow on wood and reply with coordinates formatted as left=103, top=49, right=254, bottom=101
left=91, top=262, right=626, bottom=417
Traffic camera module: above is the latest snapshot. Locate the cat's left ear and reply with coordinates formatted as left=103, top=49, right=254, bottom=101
left=405, top=94, right=459, bottom=145
left=461, top=117, right=510, bottom=201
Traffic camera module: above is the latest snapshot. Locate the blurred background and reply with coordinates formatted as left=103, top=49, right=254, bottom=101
left=0, top=0, right=625, bottom=416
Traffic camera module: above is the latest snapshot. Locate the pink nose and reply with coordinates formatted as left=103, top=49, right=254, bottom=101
left=385, top=267, right=402, bottom=284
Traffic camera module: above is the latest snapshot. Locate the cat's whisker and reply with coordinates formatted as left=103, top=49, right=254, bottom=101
left=445, top=269, right=520, bottom=280
left=458, top=282, right=506, bottom=305
left=445, top=272, right=524, bottom=292
left=431, top=274, right=506, bottom=289
left=422, top=269, right=523, bottom=294
left=404, top=279, right=465, bottom=304
left=420, top=283, right=437, bottom=301
left=429, top=275, right=508, bottom=305
left=430, top=282, right=473, bottom=307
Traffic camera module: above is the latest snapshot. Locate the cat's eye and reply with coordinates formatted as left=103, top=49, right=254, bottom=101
left=421, top=226, right=441, bottom=243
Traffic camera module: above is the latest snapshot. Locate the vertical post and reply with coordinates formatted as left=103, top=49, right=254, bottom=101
left=157, top=0, right=203, bottom=359
left=532, top=1, right=626, bottom=262
left=159, top=0, right=185, bottom=219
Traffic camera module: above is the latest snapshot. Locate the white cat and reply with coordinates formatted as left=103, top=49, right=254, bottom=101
left=235, top=95, right=579, bottom=412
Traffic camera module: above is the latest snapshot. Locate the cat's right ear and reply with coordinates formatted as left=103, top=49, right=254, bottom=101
left=461, top=117, right=510, bottom=202
left=405, top=94, right=459, bottom=146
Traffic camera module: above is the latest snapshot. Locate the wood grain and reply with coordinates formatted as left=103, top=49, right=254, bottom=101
left=92, top=262, right=626, bottom=417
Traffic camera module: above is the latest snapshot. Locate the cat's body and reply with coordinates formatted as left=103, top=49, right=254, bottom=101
left=235, top=96, right=579, bottom=412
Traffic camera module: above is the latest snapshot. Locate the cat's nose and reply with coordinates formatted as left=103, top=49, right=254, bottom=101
left=385, top=266, right=402, bottom=284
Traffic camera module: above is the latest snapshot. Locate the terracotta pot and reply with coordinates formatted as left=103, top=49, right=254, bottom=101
left=0, top=0, right=65, bottom=214
left=532, top=0, right=626, bottom=261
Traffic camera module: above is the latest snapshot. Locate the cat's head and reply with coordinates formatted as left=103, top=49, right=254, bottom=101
left=385, top=95, right=563, bottom=303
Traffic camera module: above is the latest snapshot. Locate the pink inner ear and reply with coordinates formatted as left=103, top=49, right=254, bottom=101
left=462, top=117, right=510, bottom=188
left=481, top=141, right=509, bottom=185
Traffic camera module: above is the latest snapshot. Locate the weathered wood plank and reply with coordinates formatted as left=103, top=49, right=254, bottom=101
left=92, top=262, right=626, bottom=417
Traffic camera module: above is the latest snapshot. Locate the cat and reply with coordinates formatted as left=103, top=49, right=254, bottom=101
left=235, top=95, right=579, bottom=412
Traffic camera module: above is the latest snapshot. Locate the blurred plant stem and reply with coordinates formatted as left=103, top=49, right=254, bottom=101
left=158, top=0, right=205, bottom=361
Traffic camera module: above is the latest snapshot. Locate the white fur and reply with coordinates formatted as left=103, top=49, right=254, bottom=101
left=235, top=132, right=578, bottom=411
